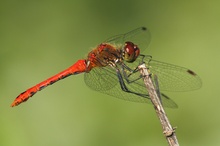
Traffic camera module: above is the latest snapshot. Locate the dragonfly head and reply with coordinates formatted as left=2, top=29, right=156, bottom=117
left=122, top=41, right=140, bottom=63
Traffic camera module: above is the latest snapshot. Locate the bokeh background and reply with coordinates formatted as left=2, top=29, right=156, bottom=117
left=1, top=0, right=219, bottom=146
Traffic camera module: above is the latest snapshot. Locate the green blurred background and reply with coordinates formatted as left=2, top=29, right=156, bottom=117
left=1, top=0, right=219, bottom=146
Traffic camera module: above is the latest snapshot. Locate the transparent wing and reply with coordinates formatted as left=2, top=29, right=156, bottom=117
left=84, top=66, right=178, bottom=108
left=127, top=56, right=202, bottom=91
left=148, top=59, right=202, bottom=91
left=104, top=27, right=151, bottom=53
left=84, top=66, right=117, bottom=91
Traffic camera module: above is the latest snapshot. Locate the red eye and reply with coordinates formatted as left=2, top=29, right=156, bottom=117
left=123, top=41, right=140, bottom=62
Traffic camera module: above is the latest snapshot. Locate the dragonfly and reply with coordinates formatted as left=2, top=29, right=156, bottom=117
left=11, top=27, right=202, bottom=108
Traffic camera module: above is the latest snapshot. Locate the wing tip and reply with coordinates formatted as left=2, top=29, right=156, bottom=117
left=141, top=27, right=147, bottom=31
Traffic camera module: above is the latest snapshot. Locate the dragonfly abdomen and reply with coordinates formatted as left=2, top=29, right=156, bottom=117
left=11, top=60, right=87, bottom=107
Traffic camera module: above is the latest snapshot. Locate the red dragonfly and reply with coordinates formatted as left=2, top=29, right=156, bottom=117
left=11, top=27, right=202, bottom=108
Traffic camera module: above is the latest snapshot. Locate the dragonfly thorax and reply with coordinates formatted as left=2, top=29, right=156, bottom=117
left=86, top=43, right=122, bottom=71
left=122, top=41, right=140, bottom=63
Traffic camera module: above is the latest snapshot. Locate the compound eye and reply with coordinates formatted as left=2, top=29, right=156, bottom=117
left=123, top=41, right=140, bottom=63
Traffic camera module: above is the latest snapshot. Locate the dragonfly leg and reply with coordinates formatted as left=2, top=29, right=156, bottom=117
left=115, top=68, right=150, bottom=98
left=139, top=54, right=152, bottom=63
left=121, top=66, right=149, bottom=85
left=122, top=54, right=151, bottom=74
left=121, top=55, right=153, bottom=84
left=153, top=74, right=162, bottom=105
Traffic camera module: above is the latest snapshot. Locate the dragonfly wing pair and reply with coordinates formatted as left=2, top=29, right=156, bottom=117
left=84, top=56, right=202, bottom=108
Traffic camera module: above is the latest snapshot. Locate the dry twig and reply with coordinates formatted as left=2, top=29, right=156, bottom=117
left=138, top=63, right=179, bottom=146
